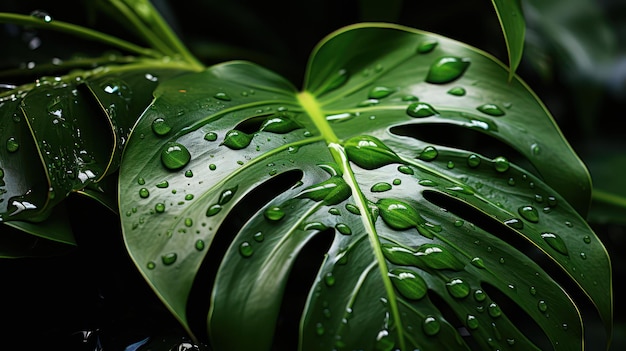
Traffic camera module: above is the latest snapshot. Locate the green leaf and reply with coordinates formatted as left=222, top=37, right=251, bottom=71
left=119, top=23, right=611, bottom=350
left=490, top=0, right=526, bottom=80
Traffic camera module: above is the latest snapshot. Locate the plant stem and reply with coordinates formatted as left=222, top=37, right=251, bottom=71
left=0, top=13, right=161, bottom=59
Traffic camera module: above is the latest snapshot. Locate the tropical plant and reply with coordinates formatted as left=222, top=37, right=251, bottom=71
left=0, top=0, right=614, bottom=350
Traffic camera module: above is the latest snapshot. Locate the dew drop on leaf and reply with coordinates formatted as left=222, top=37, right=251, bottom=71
left=416, top=244, right=465, bottom=270
left=402, top=95, right=419, bottom=101
left=417, top=38, right=438, bottom=53
left=492, top=156, right=509, bottom=172
left=324, top=272, right=335, bottom=286
left=471, top=257, right=486, bottom=269
left=160, top=142, right=191, bottom=170
left=377, top=198, right=424, bottom=230
left=467, top=154, right=481, bottom=167
left=222, top=130, right=253, bottom=150
left=218, top=186, right=238, bottom=205
left=253, top=231, right=264, bottom=242
left=156, top=180, right=169, bottom=188
left=155, top=203, right=165, bottom=213
left=260, top=112, right=301, bottom=133
left=214, top=92, right=231, bottom=101
left=504, top=218, right=524, bottom=229
left=195, top=239, right=205, bottom=251
left=371, top=182, right=392, bottom=192
left=474, top=289, right=486, bottom=302
left=368, top=86, right=394, bottom=99
left=304, top=222, right=327, bottom=231
left=146, top=261, right=156, bottom=270
left=30, top=10, right=53, bottom=22
left=264, top=206, right=285, bottom=221
left=388, top=268, right=427, bottom=300
left=297, top=176, right=351, bottom=205
left=422, top=316, right=441, bottom=336
left=206, top=204, right=222, bottom=217
left=239, top=241, right=253, bottom=257
left=418, top=146, right=438, bottom=161
left=6, top=137, right=19, bottom=152
left=518, top=205, right=539, bottom=223
left=541, top=232, right=569, bottom=255
left=345, top=203, right=360, bottom=215
left=344, top=135, right=401, bottom=169
left=151, top=117, right=171, bottom=136
left=397, top=165, right=414, bottom=175
left=477, top=103, right=505, bottom=116
left=488, top=303, right=502, bottom=318
left=466, top=314, right=479, bottom=330
left=418, top=179, right=438, bottom=187
left=161, top=252, right=177, bottom=265
left=425, top=56, right=471, bottom=84
left=139, top=188, right=149, bottom=198
left=537, top=300, right=548, bottom=313
left=444, top=278, right=470, bottom=301
left=447, top=86, right=466, bottom=96
left=406, top=102, right=438, bottom=118
left=583, top=235, right=591, bottom=244
left=204, top=132, right=218, bottom=141
left=335, top=223, right=352, bottom=235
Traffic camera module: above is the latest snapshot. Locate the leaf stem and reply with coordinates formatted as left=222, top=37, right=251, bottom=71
left=0, top=13, right=161, bottom=58
left=592, top=189, right=626, bottom=209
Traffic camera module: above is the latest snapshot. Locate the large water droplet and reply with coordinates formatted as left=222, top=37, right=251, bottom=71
left=6, top=137, right=19, bottom=152
left=466, top=314, right=479, bottom=330
left=161, top=142, right=191, bottom=170
left=155, top=203, right=165, bottom=213
left=239, top=241, right=253, bottom=257
left=406, top=102, right=438, bottom=118
left=415, top=244, right=465, bottom=270
left=371, top=182, right=392, bottom=192
left=488, top=303, right=502, bottom=318
left=425, top=56, right=471, bottom=84
left=397, top=165, right=414, bottom=175
left=389, top=268, right=428, bottom=300
left=264, top=206, right=285, bottom=221
left=139, top=188, right=150, bottom=198
left=541, top=232, right=568, bottom=255
left=335, top=223, right=352, bottom=235
left=161, top=252, right=177, bottom=265
left=474, top=289, right=486, bottom=302
left=152, top=117, right=171, bottom=136
left=219, top=186, right=238, bottom=205
left=381, top=244, right=420, bottom=266
left=260, top=112, right=301, bottom=133
left=493, top=156, right=509, bottom=172
left=206, top=204, right=222, bottom=217
left=368, top=86, right=394, bottom=99
left=377, top=198, right=424, bottom=230
left=298, top=176, right=351, bottom=205
left=418, top=146, right=438, bottom=161
left=422, top=316, right=441, bottom=336
left=467, top=154, right=481, bottom=168
left=222, top=129, right=253, bottom=150
left=345, top=135, right=400, bottom=169
left=446, top=278, right=471, bottom=298
left=518, top=205, right=539, bottom=223
left=214, top=92, right=231, bottom=101
left=477, top=103, right=505, bottom=116
left=195, top=239, right=205, bottom=251
left=417, top=39, right=438, bottom=53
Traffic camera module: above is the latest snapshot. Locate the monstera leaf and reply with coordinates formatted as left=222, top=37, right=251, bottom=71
left=119, top=23, right=611, bottom=350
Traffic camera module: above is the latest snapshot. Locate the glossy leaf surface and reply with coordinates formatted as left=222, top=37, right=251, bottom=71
left=119, top=23, right=611, bottom=350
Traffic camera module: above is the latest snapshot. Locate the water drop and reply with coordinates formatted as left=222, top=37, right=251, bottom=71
left=381, top=244, right=419, bottom=266
left=471, top=257, right=486, bottom=269
left=467, top=154, right=481, bottom=167
left=418, top=179, right=437, bottom=187
left=392, top=178, right=401, bottom=186
left=446, top=278, right=470, bottom=298
left=474, top=289, right=486, bottom=302
left=335, top=223, right=352, bottom=235
left=6, top=137, right=19, bottom=152
left=253, top=232, right=264, bottom=242
left=195, top=239, right=205, bottom=251
left=324, top=272, right=335, bottom=286
left=239, top=241, right=253, bottom=257
left=537, top=300, right=548, bottom=313
left=583, top=235, right=591, bottom=244
left=531, top=143, right=541, bottom=155
left=161, top=252, right=177, bottom=265
left=371, top=182, right=392, bottom=192
left=139, top=188, right=150, bottom=198
left=504, top=218, right=524, bottom=229
left=219, top=186, right=238, bottom=205
left=222, top=129, right=253, bottom=150
left=316, top=322, right=325, bottom=336
left=320, top=68, right=349, bottom=95
left=406, top=102, right=438, bottom=118
left=298, top=176, right=351, bottom=205
left=447, top=161, right=455, bottom=169
left=156, top=180, right=169, bottom=188
left=264, top=206, right=285, bottom=221
left=447, top=86, right=466, bottom=96
left=415, top=244, right=465, bottom=270
left=493, top=156, right=509, bottom=172
left=204, top=132, right=218, bottom=141
left=377, top=198, right=424, bottom=230
left=30, top=10, right=53, bottom=22
left=418, top=146, right=438, bottom=161
left=146, top=261, right=156, bottom=270
left=368, top=86, right=394, bottom=99
left=417, top=38, right=438, bottom=53
left=345, top=203, right=360, bottom=215
left=344, top=135, right=400, bottom=169
left=402, top=95, right=419, bottom=101
left=214, top=92, right=231, bottom=101
left=488, top=303, right=502, bottom=318
left=466, top=314, right=479, bottom=329
left=518, top=206, right=539, bottom=223
left=541, top=232, right=568, bottom=255
left=304, top=222, right=327, bottom=231
left=206, top=204, right=222, bottom=217
left=155, top=203, right=165, bottom=213
left=397, top=165, right=414, bottom=175
left=422, top=316, right=441, bottom=335
left=477, top=103, right=505, bottom=116
left=389, top=268, right=428, bottom=300
left=260, top=112, right=301, bottom=133
left=375, top=329, right=395, bottom=351
left=425, top=56, right=471, bottom=84
left=209, top=164, right=217, bottom=171
left=185, top=170, right=193, bottom=177
left=161, top=142, right=191, bottom=170
left=151, top=117, right=171, bottom=136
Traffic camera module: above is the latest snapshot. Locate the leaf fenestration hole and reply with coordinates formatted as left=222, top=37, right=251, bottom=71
left=186, top=169, right=304, bottom=341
